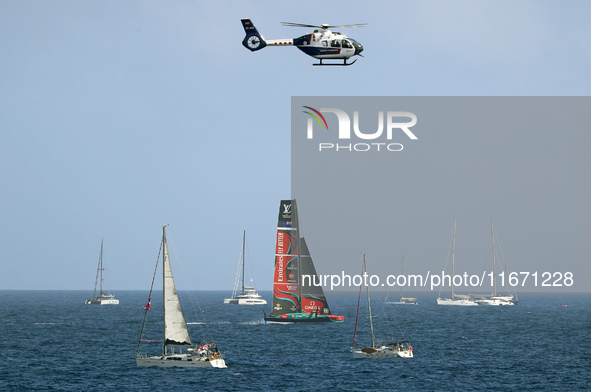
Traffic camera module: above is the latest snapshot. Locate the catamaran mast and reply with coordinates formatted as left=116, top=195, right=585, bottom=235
left=241, top=230, right=246, bottom=295
left=92, top=239, right=104, bottom=298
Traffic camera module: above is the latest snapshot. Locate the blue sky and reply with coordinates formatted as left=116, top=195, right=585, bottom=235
left=1, top=1, right=590, bottom=291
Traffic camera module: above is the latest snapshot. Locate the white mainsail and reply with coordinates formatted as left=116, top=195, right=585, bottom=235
left=135, top=225, right=226, bottom=368
left=162, top=227, right=192, bottom=347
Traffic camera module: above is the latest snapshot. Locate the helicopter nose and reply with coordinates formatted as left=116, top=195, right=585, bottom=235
left=355, top=43, right=363, bottom=55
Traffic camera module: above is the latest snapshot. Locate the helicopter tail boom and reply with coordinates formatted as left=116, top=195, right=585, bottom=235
left=241, top=19, right=267, bottom=51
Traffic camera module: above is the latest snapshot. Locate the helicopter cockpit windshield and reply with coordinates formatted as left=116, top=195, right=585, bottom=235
left=347, top=38, right=363, bottom=54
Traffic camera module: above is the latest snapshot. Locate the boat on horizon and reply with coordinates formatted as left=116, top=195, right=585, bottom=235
left=352, top=253, right=413, bottom=358
left=134, top=226, right=227, bottom=368
left=475, top=221, right=517, bottom=306
left=224, top=230, right=267, bottom=305
left=85, top=239, right=119, bottom=305
left=264, top=199, right=344, bottom=324
left=437, top=217, right=478, bottom=306
left=385, top=257, right=418, bottom=305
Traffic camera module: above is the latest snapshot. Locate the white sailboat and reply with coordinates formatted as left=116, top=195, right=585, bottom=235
left=476, top=221, right=517, bottom=306
left=437, top=218, right=478, bottom=306
left=224, top=231, right=267, bottom=305
left=135, top=226, right=227, bottom=368
left=85, top=239, right=119, bottom=305
left=385, top=257, right=417, bottom=305
left=352, top=253, right=413, bottom=358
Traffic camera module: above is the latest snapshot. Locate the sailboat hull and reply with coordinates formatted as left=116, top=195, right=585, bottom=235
left=85, top=298, right=119, bottom=305
left=352, top=347, right=413, bottom=359
left=224, top=297, right=267, bottom=305
left=436, top=298, right=478, bottom=306
left=264, top=313, right=344, bottom=324
left=136, top=356, right=227, bottom=368
left=476, top=296, right=516, bottom=306
left=385, top=299, right=418, bottom=305
left=224, top=288, right=267, bottom=305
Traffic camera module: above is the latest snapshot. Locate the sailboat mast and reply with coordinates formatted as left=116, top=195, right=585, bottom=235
left=162, top=225, right=167, bottom=357
left=293, top=199, right=302, bottom=313
left=364, top=254, right=376, bottom=348
left=451, top=217, right=457, bottom=300
left=241, top=230, right=246, bottom=295
left=491, top=221, right=496, bottom=296
left=352, top=265, right=362, bottom=350
left=136, top=238, right=163, bottom=355
left=100, top=239, right=105, bottom=295
left=399, top=256, right=404, bottom=301
left=92, top=241, right=101, bottom=298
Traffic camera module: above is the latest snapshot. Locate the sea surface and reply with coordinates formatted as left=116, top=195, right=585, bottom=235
left=0, top=291, right=590, bottom=391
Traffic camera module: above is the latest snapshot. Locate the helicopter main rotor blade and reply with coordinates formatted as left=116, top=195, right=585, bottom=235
left=281, top=22, right=368, bottom=29
left=281, top=22, right=321, bottom=28
left=333, top=23, right=368, bottom=28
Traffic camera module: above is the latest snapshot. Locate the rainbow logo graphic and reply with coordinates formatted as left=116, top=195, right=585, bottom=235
left=302, top=106, right=328, bottom=130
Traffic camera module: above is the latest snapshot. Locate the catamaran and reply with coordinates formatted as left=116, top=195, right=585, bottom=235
left=224, top=230, right=267, bottom=305
left=85, top=239, right=119, bottom=305
left=352, top=253, right=413, bottom=358
left=264, top=199, right=344, bottom=323
left=437, top=217, right=478, bottom=306
left=385, top=257, right=417, bottom=305
left=135, top=226, right=227, bottom=368
left=476, top=221, right=517, bottom=306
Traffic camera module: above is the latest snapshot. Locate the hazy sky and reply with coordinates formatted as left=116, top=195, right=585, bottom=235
left=1, top=1, right=590, bottom=292
left=292, top=97, right=590, bottom=295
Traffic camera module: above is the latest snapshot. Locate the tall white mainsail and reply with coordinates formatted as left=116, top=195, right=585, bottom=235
left=135, top=225, right=226, bottom=368
left=162, top=226, right=192, bottom=348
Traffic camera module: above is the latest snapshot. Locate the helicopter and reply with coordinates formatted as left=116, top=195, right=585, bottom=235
left=240, top=19, right=366, bottom=66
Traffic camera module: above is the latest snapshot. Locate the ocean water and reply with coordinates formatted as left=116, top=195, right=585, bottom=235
left=0, top=291, right=590, bottom=391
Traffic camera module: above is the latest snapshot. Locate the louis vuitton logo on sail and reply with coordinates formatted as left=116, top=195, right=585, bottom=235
left=302, top=106, right=418, bottom=152
left=282, top=204, right=291, bottom=215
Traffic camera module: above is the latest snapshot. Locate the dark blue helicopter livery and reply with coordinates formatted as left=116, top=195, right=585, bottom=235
left=241, top=19, right=365, bottom=66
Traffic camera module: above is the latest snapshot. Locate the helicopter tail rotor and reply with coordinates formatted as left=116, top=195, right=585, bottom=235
left=241, top=19, right=267, bottom=52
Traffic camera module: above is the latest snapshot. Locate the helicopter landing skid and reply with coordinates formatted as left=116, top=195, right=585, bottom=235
left=313, top=59, right=357, bottom=66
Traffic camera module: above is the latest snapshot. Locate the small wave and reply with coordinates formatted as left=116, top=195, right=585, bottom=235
left=239, top=320, right=265, bottom=325
left=186, top=322, right=205, bottom=325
